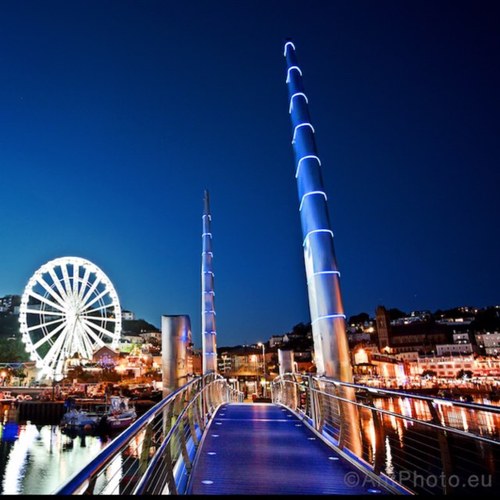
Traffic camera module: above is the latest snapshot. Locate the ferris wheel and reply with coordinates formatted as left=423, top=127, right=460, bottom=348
left=19, top=256, right=122, bottom=381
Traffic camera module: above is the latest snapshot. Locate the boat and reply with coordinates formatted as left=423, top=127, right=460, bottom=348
left=60, top=407, right=101, bottom=434
left=60, top=395, right=137, bottom=435
left=100, top=395, right=137, bottom=431
left=0, top=391, right=16, bottom=404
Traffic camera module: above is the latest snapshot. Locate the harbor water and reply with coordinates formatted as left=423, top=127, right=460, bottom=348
left=0, top=420, right=109, bottom=494
left=0, top=396, right=154, bottom=495
left=1, top=396, right=499, bottom=495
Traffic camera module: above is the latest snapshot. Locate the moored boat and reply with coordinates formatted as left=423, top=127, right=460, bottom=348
left=0, top=391, right=16, bottom=404
left=60, top=395, right=137, bottom=436
left=60, top=408, right=101, bottom=434
left=100, top=395, right=137, bottom=431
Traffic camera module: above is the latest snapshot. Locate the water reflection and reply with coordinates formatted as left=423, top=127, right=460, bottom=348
left=0, top=422, right=109, bottom=494
left=359, top=396, right=500, bottom=493
left=372, top=396, right=500, bottom=439
left=385, top=436, right=394, bottom=477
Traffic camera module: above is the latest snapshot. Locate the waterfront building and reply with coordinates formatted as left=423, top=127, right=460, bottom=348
left=435, top=343, right=474, bottom=356
left=268, top=335, right=285, bottom=347
left=408, top=354, right=476, bottom=379
left=473, top=356, right=500, bottom=377
left=453, top=332, right=472, bottom=344
left=121, top=309, right=136, bottom=321
left=352, top=345, right=406, bottom=386
left=475, top=331, right=500, bottom=356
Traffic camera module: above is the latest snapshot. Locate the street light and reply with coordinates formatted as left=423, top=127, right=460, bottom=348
left=257, top=342, right=266, bottom=397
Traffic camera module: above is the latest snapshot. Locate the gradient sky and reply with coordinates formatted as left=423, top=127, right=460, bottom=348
left=1, top=1, right=499, bottom=348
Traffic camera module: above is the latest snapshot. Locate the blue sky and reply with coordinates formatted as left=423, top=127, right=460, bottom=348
left=1, top=0, right=499, bottom=348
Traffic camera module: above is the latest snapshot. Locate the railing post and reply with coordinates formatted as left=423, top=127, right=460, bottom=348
left=201, top=374, right=207, bottom=425
left=427, top=400, right=454, bottom=494
left=138, top=423, right=154, bottom=475
left=178, top=417, right=192, bottom=472
left=307, top=375, right=318, bottom=430
left=193, top=381, right=205, bottom=433
left=188, top=406, right=199, bottom=447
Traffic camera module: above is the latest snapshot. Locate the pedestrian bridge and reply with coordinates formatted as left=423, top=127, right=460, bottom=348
left=53, top=373, right=499, bottom=496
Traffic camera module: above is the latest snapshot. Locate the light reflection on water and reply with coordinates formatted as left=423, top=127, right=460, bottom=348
left=371, top=396, right=500, bottom=440
left=358, top=396, right=500, bottom=491
left=0, top=422, right=109, bottom=495
left=1, top=397, right=499, bottom=494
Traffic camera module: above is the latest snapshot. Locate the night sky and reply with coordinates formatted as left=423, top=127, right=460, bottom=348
left=1, top=1, right=499, bottom=348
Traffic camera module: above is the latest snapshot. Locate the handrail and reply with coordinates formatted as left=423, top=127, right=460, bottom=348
left=53, top=373, right=243, bottom=495
left=52, top=372, right=498, bottom=495
left=133, top=384, right=206, bottom=495
left=278, top=374, right=500, bottom=445
left=271, top=373, right=500, bottom=495
left=317, top=376, right=500, bottom=414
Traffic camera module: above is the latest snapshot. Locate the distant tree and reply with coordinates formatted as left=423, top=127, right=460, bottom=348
left=148, top=336, right=161, bottom=348
left=290, top=322, right=311, bottom=337
left=0, top=338, right=29, bottom=362
left=470, top=307, right=500, bottom=331
left=439, top=307, right=475, bottom=320
left=11, top=365, right=27, bottom=380
left=388, top=308, right=407, bottom=321
left=348, top=312, right=370, bottom=325
left=0, top=315, right=21, bottom=338
left=101, top=369, right=121, bottom=382
left=122, top=319, right=160, bottom=335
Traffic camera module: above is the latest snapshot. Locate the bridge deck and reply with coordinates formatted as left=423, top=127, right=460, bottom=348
left=186, top=402, right=388, bottom=495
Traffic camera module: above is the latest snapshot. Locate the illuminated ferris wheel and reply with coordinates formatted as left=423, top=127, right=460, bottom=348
left=19, top=256, right=122, bottom=381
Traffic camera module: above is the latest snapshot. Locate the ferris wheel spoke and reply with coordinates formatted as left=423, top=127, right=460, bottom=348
left=42, top=327, right=72, bottom=369
left=81, top=314, right=118, bottom=324
left=77, top=266, right=92, bottom=301
left=35, top=276, right=67, bottom=309
left=81, top=320, right=108, bottom=346
left=29, top=291, right=67, bottom=313
left=82, top=317, right=116, bottom=341
left=82, top=323, right=106, bottom=351
left=66, top=322, right=93, bottom=359
left=80, top=325, right=99, bottom=355
left=72, top=261, right=80, bottom=295
left=61, top=263, right=73, bottom=297
left=81, top=302, right=115, bottom=316
left=25, top=317, right=64, bottom=333
left=32, top=320, right=67, bottom=351
left=61, top=323, right=86, bottom=360
left=24, top=308, right=66, bottom=317
left=46, top=266, right=69, bottom=301
left=82, top=288, right=111, bottom=311
left=80, top=274, right=103, bottom=308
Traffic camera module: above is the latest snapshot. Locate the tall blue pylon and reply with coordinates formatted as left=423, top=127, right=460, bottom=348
left=284, top=40, right=362, bottom=455
left=201, top=189, right=217, bottom=374
left=284, top=40, right=354, bottom=382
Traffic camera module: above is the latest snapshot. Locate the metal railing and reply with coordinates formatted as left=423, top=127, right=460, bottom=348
left=53, top=373, right=243, bottom=495
left=271, top=374, right=500, bottom=495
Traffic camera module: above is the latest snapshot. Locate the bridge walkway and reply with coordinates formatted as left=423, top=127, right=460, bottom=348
left=186, top=402, right=387, bottom=495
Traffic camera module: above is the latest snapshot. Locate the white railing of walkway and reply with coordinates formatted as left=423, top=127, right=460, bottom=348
left=272, top=373, right=500, bottom=495
left=53, top=373, right=243, bottom=495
